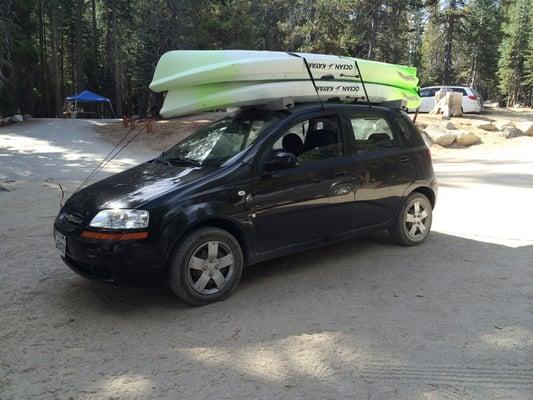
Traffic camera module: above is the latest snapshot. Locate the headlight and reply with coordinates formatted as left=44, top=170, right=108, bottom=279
left=89, top=209, right=149, bottom=229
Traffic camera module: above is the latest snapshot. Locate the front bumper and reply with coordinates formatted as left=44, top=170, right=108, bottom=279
left=57, top=233, right=166, bottom=284
left=54, top=208, right=167, bottom=284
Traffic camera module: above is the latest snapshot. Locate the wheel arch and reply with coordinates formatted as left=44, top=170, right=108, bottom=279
left=409, top=185, right=436, bottom=208
left=165, top=216, right=252, bottom=269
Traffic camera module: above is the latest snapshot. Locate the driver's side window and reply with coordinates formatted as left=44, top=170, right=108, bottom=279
left=271, top=115, right=343, bottom=165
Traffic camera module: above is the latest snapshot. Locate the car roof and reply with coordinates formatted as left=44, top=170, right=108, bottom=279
left=285, top=102, right=394, bottom=114
left=421, top=85, right=471, bottom=89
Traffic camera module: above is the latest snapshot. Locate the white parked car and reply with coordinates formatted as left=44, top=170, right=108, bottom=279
left=413, top=86, right=483, bottom=113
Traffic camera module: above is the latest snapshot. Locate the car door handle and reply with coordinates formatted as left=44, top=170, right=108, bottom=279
left=399, top=156, right=410, bottom=163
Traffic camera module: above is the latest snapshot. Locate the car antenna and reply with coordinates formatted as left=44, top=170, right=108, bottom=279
left=288, top=52, right=325, bottom=110
left=342, top=56, right=371, bottom=108
left=72, top=119, right=150, bottom=194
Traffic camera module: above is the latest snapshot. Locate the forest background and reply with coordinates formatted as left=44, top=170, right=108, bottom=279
left=1, top=0, right=531, bottom=118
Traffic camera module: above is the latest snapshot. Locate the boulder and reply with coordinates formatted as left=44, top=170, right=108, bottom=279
left=23, top=114, right=32, bottom=120
left=515, top=121, right=533, bottom=136
left=444, top=121, right=457, bottom=130
left=494, top=120, right=514, bottom=131
left=2, top=117, right=11, bottom=125
left=456, top=131, right=481, bottom=146
left=10, top=114, right=23, bottom=123
left=425, top=124, right=457, bottom=147
left=419, top=130, right=433, bottom=147
left=501, top=127, right=525, bottom=139
left=472, top=120, right=497, bottom=131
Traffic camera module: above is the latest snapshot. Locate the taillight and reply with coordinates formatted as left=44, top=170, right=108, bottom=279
left=425, top=147, right=432, bottom=162
left=468, top=95, right=477, bottom=100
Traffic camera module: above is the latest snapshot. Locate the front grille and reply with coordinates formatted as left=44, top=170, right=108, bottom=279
left=57, top=208, right=85, bottom=232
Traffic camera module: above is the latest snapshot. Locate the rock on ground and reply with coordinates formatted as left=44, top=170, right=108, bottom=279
left=502, top=127, right=525, bottom=139
left=425, top=124, right=457, bottom=147
left=494, top=120, right=515, bottom=131
left=515, top=121, right=533, bottom=136
left=10, top=114, right=23, bottom=123
left=472, top=120, right=498, bottom=131
left=456, top=131, right=481, bottom=146
left=419, top=130, right=433, bottom=147
left=443, top=121, right=457, bottom=130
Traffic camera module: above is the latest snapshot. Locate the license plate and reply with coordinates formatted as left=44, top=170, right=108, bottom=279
left=55, top=230, right=67, bottom=257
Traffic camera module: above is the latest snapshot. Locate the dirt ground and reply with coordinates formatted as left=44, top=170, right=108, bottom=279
left=1, top=112, right=532, bottom=399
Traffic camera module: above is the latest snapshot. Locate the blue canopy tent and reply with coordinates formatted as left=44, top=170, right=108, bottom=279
left=64, top=90, right=116, bottom=118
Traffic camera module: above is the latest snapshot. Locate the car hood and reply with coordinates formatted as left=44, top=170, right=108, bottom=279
left=64, top=161, right=212, bottom=218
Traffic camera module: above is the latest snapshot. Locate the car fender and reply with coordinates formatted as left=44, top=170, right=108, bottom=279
left=159, top=200, right=257, bottom=267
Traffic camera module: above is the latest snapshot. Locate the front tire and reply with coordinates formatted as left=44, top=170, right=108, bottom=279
left=389, top=192, right=433, bottom=246
left=168, top=227, right=244, bottom=306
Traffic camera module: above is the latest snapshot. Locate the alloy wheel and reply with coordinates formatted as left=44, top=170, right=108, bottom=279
left=187, top=241, right=235, bottom=295
left=404, top=199, right=430, bottom=241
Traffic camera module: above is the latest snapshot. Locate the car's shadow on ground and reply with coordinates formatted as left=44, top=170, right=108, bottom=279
left=52, top=230, right=532, bottom=324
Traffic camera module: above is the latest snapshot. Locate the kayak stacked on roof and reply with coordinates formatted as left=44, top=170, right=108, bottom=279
left=149, top=50, right=421, bottom=118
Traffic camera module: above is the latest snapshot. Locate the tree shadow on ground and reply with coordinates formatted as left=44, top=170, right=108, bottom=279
left=35, top=231, right=532, bottom=398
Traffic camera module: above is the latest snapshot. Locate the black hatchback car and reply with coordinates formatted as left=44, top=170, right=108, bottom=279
left=54, top=103, right=437, bottom=305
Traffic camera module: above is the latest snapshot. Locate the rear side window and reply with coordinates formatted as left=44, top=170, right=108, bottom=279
left=420, top=88, right=430, bottom=97
left=427, top=88, right=440, bottom=97
left=349, top=115, right=397, bottom=152
left=452, top=88, right=468, bottom=96
left=395, top=113, right=424, bottom=147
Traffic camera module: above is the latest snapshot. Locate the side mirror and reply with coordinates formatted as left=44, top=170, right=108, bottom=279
left=266, top=151, right=297, bottom=171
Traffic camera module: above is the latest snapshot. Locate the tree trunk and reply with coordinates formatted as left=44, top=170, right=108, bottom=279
left=38, top=0, right=50, bottom=116
left=49, top=0, right=62, bottom=116
left=74, top=0, right=84, bottom=92
left=367, top=1, right=381, bottom=59
left=88, top=0, right=98, bottom=89
left=109, top=4, right=122, bottom=116
left=442, top=0, right=457, bottom=85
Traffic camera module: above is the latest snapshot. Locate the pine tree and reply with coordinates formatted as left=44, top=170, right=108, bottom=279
left=419, top=9, right=443, bottom=85
left=498, top=0, right=530, bottom=106
left=406, top=5, right=425, bottom=68
left=523, top=5, right=533, bottom=104
left=463, top=0, right=502, bottom=99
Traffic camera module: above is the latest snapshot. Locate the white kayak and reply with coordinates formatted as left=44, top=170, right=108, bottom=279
left=150, top=50, right=419, bottom=93
left=159, top=80, right=421, bottom=118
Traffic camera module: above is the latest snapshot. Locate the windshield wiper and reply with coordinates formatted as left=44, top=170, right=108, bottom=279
left=164, top=157, right=201, bottom=167
left=153, top=154, right=171, bottom=166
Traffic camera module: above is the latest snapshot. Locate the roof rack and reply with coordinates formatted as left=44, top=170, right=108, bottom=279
left=242, top=98, right=407, bottom=112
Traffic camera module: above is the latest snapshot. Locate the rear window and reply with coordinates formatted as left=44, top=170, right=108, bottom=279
left=451, top=88, right=468, bottom=96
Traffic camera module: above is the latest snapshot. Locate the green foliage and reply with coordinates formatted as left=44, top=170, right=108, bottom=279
left=525, top=6, right=533, bottom=88
left=460, top=0, right=502, bottom=99
left=498, top=0, right=531, bottom=105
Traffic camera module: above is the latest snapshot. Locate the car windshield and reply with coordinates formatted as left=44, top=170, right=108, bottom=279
left=159, top=112, right=280, bottom=167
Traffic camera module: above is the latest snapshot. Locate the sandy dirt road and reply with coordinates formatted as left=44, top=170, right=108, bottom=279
left=1, top=118, right=532, bottom=399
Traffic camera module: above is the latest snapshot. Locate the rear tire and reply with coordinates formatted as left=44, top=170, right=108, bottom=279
left=168, top=227, right=243, bottom=306
left=389, top=192, right=433, bottom=246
